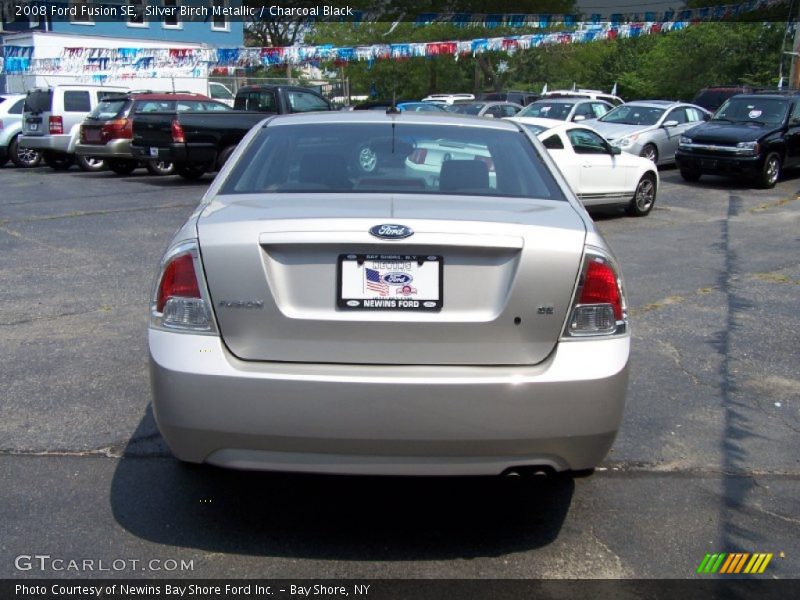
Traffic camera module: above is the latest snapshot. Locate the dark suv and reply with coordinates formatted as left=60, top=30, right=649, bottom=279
left=675, top=92, right=800, bottom=188
left=691, top=85, right=756, bottom=113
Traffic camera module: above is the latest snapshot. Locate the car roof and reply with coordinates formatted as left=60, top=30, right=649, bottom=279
left=103, top=92, right=211, bottom=101
left=266, top=110, right=523, bottom=131
left=509, top=116, right=588, bottom=133
left=620, top=100, right=677, bottom=108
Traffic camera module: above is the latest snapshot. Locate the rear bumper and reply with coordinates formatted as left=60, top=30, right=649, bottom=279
left=18, top=134, right=71, bottom=153
left=149, top=330, right=630, bottom=475
left=675, top=150, right=763, bottom=177
left=75, top=139, right=133, bottom=159
left=131, top=143, right=216, bottom=165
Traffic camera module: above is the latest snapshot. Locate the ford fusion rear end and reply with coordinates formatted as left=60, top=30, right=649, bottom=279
left=148, top=113, right=630, bottom=475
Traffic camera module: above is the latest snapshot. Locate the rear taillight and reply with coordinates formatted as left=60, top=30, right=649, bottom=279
left=101, top=118, right=132, bottom=142
left=49, top=116, right=63, bottom=135
left=564, top=251, right=627, bottom=337
left=408, top=148, right=427, bottom=164
left=151, top=241, right=215, bottom=333
left=171, top=120, right=185, bottom=143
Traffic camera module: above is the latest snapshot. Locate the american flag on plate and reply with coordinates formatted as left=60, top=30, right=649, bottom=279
left=364, top=267, right=389, bottom=296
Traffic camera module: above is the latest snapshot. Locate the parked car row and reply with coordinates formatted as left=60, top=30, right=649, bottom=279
left=6, top=83, right=333, bottom=179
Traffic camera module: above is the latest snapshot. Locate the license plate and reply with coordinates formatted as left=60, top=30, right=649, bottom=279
left=338, top=254, right=443, bottom=311
left=85, top=130, right=101, bottom=143
left=701, top=159, right=717, bottom=169
left=28, top=123, right=39, bottom=131
left=149, top=147, right=159, bottom=157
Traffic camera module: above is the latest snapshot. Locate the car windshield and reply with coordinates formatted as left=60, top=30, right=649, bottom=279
left=221, top=122, right=565, bottom=200
left=87, top=99, right=128, bottom=120
left=518, top=122, right=552, bottom=135
left=517, top=102, right=573, bottom=120
left=599, top=105, right=665, bottom=125
left=713, top=97, right=788, bottom=125
left=447, top=103, right=486, bottom=115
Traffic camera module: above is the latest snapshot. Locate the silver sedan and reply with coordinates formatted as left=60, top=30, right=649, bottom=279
left=148, top=112, right=630, bottom=476
left=589, top=100, right=711, bottom=165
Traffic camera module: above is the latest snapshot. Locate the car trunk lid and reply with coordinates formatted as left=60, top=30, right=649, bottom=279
left=198, top=194, right=587, bottom=366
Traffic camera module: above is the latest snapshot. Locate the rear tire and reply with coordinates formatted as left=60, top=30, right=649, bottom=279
left=9, top=136, right=42, bottom=168
left=215, top=146, right=236, bottom=171
left=627, top=173, right=657, bottom=217
left=757, top=152, right=781, bottom=189
left=146, top=160, right=175, bottom=176
left=43, top=151, right=75, bottom=171
left=176, top=164, right=207, bottom=180
left=680, top=168, right=701, bottom=182
left=76, top=155, right=105, bottom=172
left=106, top=159, right=138, bottom=175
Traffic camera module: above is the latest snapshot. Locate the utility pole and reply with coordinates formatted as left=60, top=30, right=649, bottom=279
left=791, top=23, right=800, bottom=89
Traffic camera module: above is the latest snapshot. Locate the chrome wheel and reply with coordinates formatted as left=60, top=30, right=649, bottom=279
left=628, top=174, right=657, bottom=216
left=762, top=154, right=780, bottom=188
left=146, top=160, right=175, bottom=176
left=640, top=144, right=658, bottom=163
left=357, top=145, right=378, bottom=173
left=77, top=155, right=105, bottom=172
left=10, top=136, right=41, bottom=168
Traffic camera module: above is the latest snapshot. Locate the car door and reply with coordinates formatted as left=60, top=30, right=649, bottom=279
left=784, top=101, right=800, bottom=168
left=567, top=128, right=628, bottom=204
left=539, top=131, right=581, bottom=193
left=660, top=107, right=692, bottom=161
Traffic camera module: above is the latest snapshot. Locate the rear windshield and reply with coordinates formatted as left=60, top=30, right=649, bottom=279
left=133, top=100, right=230, bottom=113
left=518, top=102, right=574, bottom=120
left=88, top=98, right=129, bottom=120
left=220, top=122, right=565, bottom=200
left=713, top=97, right=788, bottom=125
left=24, top=89, right=53, bottom=113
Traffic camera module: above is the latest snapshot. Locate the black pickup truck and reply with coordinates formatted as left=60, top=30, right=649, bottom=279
left=131, top=85, right=332, bottom=179
left=675, top=91, right=800, bottom=188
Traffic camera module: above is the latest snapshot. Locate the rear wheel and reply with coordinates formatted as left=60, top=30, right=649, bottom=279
left=757, top=152, right=781, bottom=189
left=9, top=136, right=42, bottom=168
left=107, top=158, right=138, bottom=175
left=176, top=164, right=208, bottom=180
left=215, top=146, right=236, bottom=171
left=146, top=160, right=175, bottom=176
left=627, top=173, right=657, bottom=217
left=639, top=143, right=658, bottom=164
left=76, top=155, right=105, bottom=172
left=43, top=151, right=75, bottom=171
left=680, top=168, right=701, bottom=182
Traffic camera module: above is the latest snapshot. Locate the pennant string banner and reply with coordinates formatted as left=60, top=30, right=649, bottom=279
left=0, top=0, right=785, bottom=77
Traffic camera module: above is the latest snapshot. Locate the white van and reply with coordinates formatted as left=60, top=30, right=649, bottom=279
left=18, top=84, right=128, bottom=171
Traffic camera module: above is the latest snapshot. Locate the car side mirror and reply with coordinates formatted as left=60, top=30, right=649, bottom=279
left=573, top=115, right=586, bottom=122
left=662, top=120, right=679, bottom=127
left=609, top=146, right=622, bottom=155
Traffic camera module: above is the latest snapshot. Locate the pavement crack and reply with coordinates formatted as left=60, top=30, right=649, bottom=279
left=0, top=307, right=108, bottom=326
left=652, top=339, right=710, bottom=388
left=0, top=202, right=196, bottom=225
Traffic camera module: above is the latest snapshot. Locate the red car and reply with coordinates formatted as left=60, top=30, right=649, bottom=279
left=76, top=92, right=229, bottom=175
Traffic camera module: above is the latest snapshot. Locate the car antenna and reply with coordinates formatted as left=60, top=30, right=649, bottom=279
left=386, top=86, right=400, bottom=115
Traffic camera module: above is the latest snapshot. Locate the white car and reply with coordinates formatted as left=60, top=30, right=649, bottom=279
left=509, top=117, right=659, bottom=216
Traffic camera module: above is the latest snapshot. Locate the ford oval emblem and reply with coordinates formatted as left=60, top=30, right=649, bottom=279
left=369, top=224, right=414, bottom=240
left=382, top=272, right=413, bottom=285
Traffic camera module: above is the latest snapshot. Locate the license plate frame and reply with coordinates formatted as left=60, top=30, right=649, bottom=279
left=337, top=254, right=443, bottom=311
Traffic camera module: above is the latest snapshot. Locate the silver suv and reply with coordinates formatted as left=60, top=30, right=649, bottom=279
left=0, top=94, right=41, bottom=168
left=19, top=85, right=127, bottom=171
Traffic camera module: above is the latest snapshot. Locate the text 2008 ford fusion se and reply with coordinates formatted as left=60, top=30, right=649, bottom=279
left=148, top=111, right=630, bottom=476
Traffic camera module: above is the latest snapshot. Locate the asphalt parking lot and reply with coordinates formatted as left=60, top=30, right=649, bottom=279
left=1, top=163, right=798, bottom=580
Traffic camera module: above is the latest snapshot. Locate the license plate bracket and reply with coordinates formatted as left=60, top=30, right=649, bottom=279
left=337, top=254, right=443, bottom=311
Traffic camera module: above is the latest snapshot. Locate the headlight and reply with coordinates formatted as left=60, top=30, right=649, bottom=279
left=613, top=134, right=638, bottom=148
left=679, top=136, right=693, bottom=146
left=736, top=141, right=760, bottom=155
